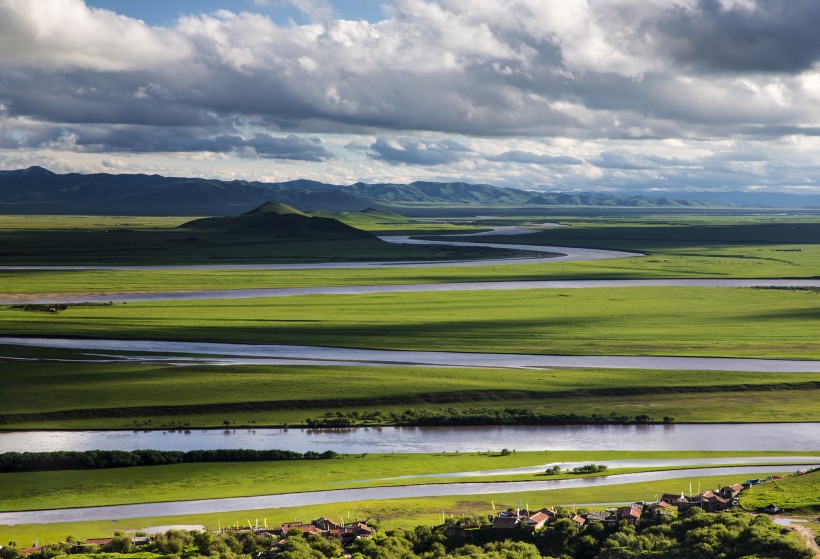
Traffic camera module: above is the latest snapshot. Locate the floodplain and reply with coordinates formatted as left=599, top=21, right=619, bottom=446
left=1, top=210, right=819, bottom=546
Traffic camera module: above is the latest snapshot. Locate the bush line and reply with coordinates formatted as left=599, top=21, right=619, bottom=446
left=0, top=449, right=338, bottom=473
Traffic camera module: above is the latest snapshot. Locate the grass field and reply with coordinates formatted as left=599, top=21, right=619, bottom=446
left=2, top=286, right=818, bottom=359
left=739, top=469, right=820, bottom=513
left=0, top=471, right=800, bottom=545
left=1, top=215, right=820, bottom=298
left=0, top=214, right=516, bottom=265
left=1, top=213, right=818, bottom=540
left=1, top=240, right=818, bottom=298
left=2, top=451, right=817, bottom=513
left=1, top=345, right=819, bottom=428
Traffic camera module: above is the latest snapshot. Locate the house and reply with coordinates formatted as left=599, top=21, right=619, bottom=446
left=524, top=508, right=557, bottom=530
left=19, top=547, right=44, bottom=556
left=349, top=522, right=376, bottom=538
left=85, top=538, right=114, bottom=546
left=648, top=501, right=674, bottom=518
left=720, top=484, right=744, bottom=500
left=279, top=522, right=323, bottom=535
left=311, top=517, right=341, bottom=531
left=617, top=503, right=643, bottom=524
left=492, top=514, right=521, bottom=530
left=688, top=491, right=730, bottom=513
left=571, top=515, right=585, bottom=526
left=583, top=511, right=608, bottom=524
left=660, top=493, right=688, bottom=506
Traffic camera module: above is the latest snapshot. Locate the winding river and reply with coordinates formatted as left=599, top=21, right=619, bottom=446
left=2, top=228, right=819, bottom=524
left=0, top=232, right=638, bottom=272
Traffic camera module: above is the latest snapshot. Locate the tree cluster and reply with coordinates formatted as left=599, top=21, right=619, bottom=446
left=0, top=448, right=338, bottom=472
left=3, top=508, right=810, bottom=559
left=306, top=408, right=669, bottom=428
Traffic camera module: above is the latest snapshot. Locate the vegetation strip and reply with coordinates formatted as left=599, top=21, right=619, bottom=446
left=0, top=450, right=338, bottom=473
left=3, top=382, right=818, bottom=426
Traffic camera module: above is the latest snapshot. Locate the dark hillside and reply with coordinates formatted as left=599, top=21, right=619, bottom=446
left=181, top=202, right=375, bottom=239
left=0, top=167, right=746, bottom=215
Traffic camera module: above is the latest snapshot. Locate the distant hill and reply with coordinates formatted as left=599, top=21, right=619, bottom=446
left=621, top=189, right=820, bottom=208
left=0, top=167, right=783, bottom=216
left=525, top=192, right=713, bottom=207
left=181, top=202, right=375, bottom=239
left=344, top=181, right=533, bottom=205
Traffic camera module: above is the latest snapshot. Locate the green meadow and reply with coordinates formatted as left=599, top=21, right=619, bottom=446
left=1, top=240, right=818, bottom=298
left=0, top=471, right=800, bottom=545
left=1, top=215, right=820, bottom=298
left=739, top=469, right=820, bottom=512
left=2, top=451, right=817, bottom=513
left=2, top=286, right=818, bottom=358
left=1, top=213, right=819, bottom=537
left=1, top=346, right=819, bottom=428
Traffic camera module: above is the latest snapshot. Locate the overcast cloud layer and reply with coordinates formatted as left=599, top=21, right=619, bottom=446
left=2, top=0, right=820, bottom=193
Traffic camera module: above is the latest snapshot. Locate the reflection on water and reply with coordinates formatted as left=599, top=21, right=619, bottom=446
left=1, top=423, right=819, bottom=454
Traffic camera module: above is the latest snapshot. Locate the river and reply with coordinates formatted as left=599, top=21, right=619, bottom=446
left=2, top=336, right=819, bottom=371
left=3, top=278, right=819, bottom=305
left=2, top=424, right=820, bottom=454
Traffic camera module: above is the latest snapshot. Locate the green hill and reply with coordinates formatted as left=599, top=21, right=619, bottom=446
left=308, top=208, right=411, bottom=228
left=739, top=468, right=820, bottom=512
left=181, top=202, right=375, bottom=239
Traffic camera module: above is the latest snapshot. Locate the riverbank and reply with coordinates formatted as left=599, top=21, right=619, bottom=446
left=0, top=469, right=809, bottom=544
left=3, top=451, right=818, bottom=513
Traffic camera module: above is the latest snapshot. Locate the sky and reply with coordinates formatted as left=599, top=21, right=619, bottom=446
left=2, top=0, right=820, bottom=193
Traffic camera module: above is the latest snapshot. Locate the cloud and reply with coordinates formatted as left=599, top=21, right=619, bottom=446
left=0, top=0, right=190, bottom=71
left=3, top=0, right=820, bottom=142
left=368, top=137, right=471, bottom=165
left=3, top=1, right=820, bottom=192
left=488, top=150, right=584, bottom=165
left=0, top=121, right=331, bottom=161
left=653, top=0, right=820, bottom=73
left=591, top=151, right=697, bottom=170
left=288, top=0, right=336, bottom=22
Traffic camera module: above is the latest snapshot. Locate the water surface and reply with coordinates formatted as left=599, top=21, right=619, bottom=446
left=2, top=424, right=819, bottom=454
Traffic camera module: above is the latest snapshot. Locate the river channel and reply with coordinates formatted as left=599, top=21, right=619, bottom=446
left=2, top=336, right=819, bottom=371
left=3, top=278, right=819, bottom=305
left=2, top=424, right=820, bottom=454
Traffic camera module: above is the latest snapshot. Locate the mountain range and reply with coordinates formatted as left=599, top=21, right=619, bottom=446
left=0, top=166, right=816, bottom=215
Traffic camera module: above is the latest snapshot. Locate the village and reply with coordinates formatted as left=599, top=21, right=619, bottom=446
left=6, top=469, right=809, bottom=559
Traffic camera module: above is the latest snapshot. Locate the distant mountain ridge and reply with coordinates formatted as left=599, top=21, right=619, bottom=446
left=0, top=166, right=804, bottom=216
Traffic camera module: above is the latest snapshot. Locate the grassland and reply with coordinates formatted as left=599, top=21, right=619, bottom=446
left=1, top=215, right=819, bottom=299
left=7, top=450, right=814, bottom=512
left=1, top=286, right=818, bottom=359
left=1, top=213, right=818, bottom=545
left=739, top=469, right=820, bottom=512
left=0, top=471, right=799, bottom=545
left=0, top=214, right=516, bottom=265
left=1, top=344, right=819, bottom=428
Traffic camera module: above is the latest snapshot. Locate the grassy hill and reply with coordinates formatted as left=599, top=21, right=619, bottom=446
left=739, top=469, right=820, bottom=513
left=181, top=202, right=375, bottom=239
